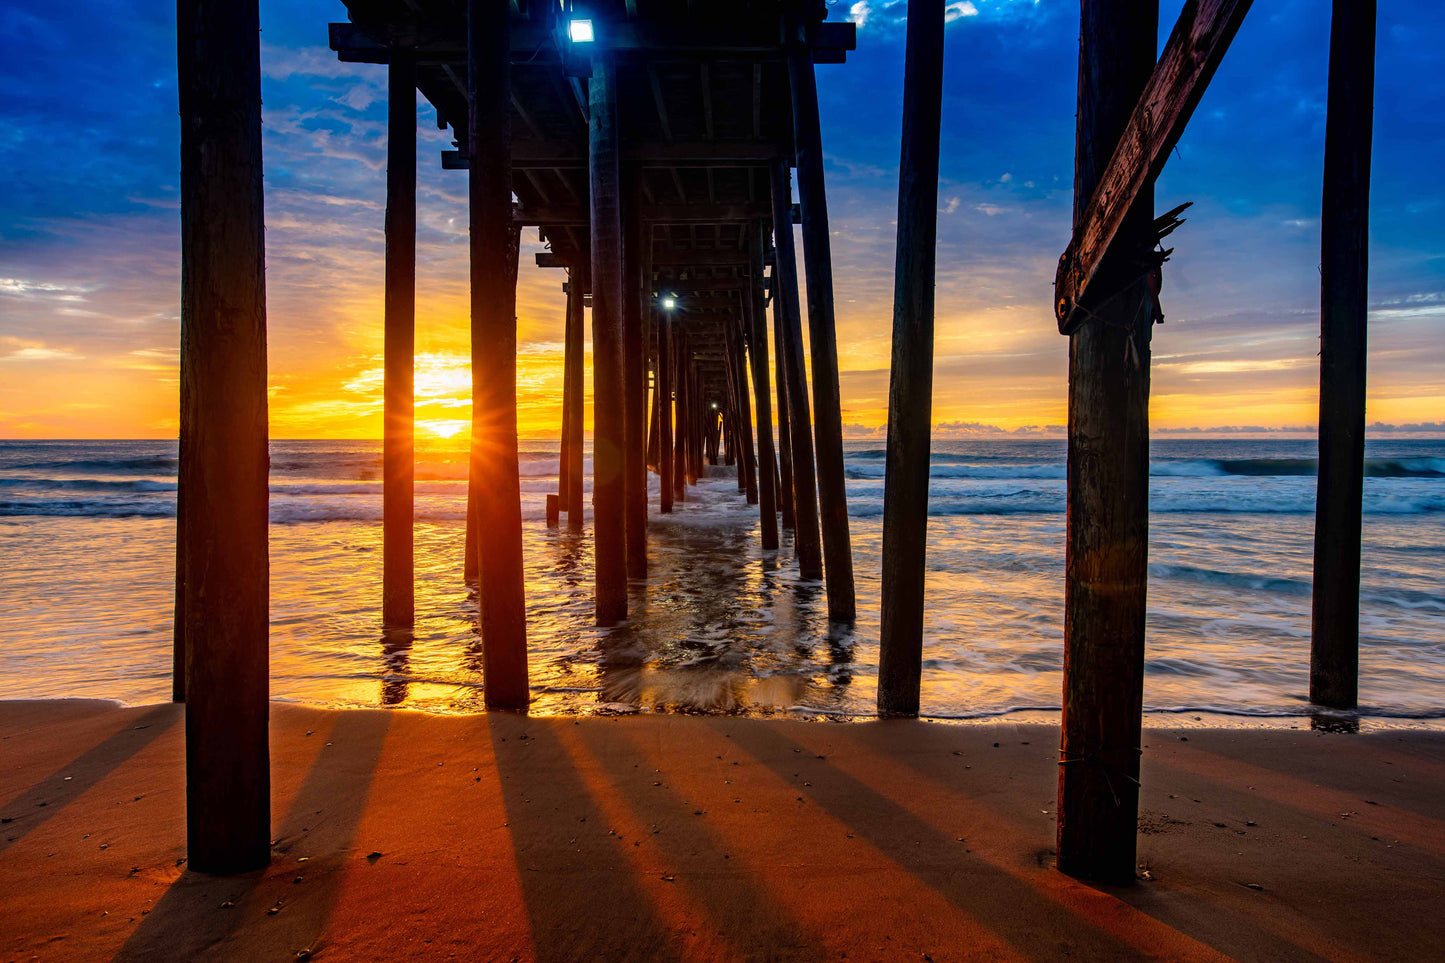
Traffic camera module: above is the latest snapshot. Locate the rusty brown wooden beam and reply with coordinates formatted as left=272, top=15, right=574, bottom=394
left=1053, top=0, right=1252, bottom=334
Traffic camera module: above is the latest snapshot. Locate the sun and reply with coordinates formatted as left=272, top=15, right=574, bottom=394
left=419, top=419, right=469, bottom=439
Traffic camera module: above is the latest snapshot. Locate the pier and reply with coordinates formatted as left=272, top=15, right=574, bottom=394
left=167, top=0, right=1384, bottom=896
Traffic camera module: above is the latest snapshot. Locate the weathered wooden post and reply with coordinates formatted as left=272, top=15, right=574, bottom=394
left=769, top=161, right=823, bottom=580
left=468, top=0, right=529, bottom=707
left=1056, top=0, right=1158, bottom=885
left=464, top=476, right=479, bottom=583
left=771, top=268, right=796, bottom=531
left=695, top=365, right=709, bottom=477
left=589, top=46, right=628, bottom=625
left=747, top=246, right=780, bottom=549
left=622, top=183, right=648, bottom=579
left=565, top=267, right=587, bottom=526
left=732, top=316, right=760, bottom=504
left=658, top=304, right=674, bottom=513
left=384, top=50, right=417, bottom=629
left=787, top=25, right=856, bottom=621
left=878, top=0, right=944, bottom=717
left=177, top=0, right=270, bottom=873
left=172, top=467, right=186, bottom=702
left=1311, top=0, right=1376, bottom=712
left=558, top=281, right=573, bottom=516
left=673, top=333, right=688, bottom=499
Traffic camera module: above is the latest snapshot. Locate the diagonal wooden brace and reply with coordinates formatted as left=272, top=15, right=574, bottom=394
left=1055, top=0, right=1253, bottom=335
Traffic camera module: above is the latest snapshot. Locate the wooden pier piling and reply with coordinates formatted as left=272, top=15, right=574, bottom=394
left=177, top=0, right=271, bottom=873
left=558, top=282, right=573, bottom=518
left=565, top=269, right=586, bottom=527
left=383, top=51, right=417, bottom=629
left=878, top=0, right=945, bottom=718
left=788, top=35, right=856, bottom=621
left=769, top=161, right=823, bottom=580
left=673, top=332, right=689, bottom=499
left=1056, top=0, right=1158, bottom=885
left=771, top=268, right=797, bottom=531
left=467, top=0, right=529, bottom=707
left=589, top=48, right=629, bottom=625
left=658, top=307, right=674, bottom=513
left=622, top=182, right=648, bottom=579
left=1311, top=0, right=1376, bottom=712
left=747, top=246, right=780, bottom=550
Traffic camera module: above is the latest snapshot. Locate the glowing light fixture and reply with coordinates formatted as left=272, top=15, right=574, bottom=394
left=568, top=19, right=595, bottom=43
left=710, top=402, right=719, bottom=410
left=661, top=296, right=676, bottom=310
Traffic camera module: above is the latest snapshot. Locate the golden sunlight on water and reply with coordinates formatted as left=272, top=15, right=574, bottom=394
left=2, top=439, right=1444, bottom=723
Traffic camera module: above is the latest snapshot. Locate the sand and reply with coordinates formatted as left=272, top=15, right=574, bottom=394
left=1, top=700, right=1442, bottom=962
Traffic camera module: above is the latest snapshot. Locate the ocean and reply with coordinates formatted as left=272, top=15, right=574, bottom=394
left=1, top=437, right=1442, bottom=724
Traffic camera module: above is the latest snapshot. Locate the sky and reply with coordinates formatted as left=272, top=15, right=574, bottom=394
left=0, top=0, right=1442, bottom=439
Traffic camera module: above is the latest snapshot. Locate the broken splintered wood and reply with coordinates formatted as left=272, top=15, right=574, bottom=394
left=1054, top=0, right=1253, bottom=335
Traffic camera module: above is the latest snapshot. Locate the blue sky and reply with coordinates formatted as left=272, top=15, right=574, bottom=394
left=1, top=0, right=1441, bottom=437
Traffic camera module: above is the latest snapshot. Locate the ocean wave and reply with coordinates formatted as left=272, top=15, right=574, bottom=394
left=7, top=455, right=177, bottom=473
left=841, top=457, right=1445, bottom=481
left=0, top=477, right=177, bottom=492
left=1149, top=563, right=1311, bottom=595
left=845, top=463, right=1067, bottom=480
left=0, top=498, right=175, bottom=518
left=844, top=488, right=1445, bottom=516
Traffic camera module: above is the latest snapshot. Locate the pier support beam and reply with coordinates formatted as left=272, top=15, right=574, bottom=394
left=788, top=43, right=855, bottom=621
left=589, top=49, right=628, bottom=625
left=769, top=161, right=823, bottom=580
left=565, top=268, right=587, bottom=526
left=673, top=332, right=689, bottom=499
left=771, top=268, right=796, bottom=531
left=622, top=179, right=648, bottom=579
left=1311, top=0, right=1375, bottom=712
left=747, top=241, right=780, bottom=550
left=384, top=51, right=417, bottom=629
left=658, top=308, right=674, bottom=513
left=1057, top=0, right=1158, bottom=885
left=878, top=0, right=944, bottom=718
left=558, top=282, right=573, bottom=519
left=177, top=0, right=271, bottom=874
left=467, top=0, right=529, bottom=708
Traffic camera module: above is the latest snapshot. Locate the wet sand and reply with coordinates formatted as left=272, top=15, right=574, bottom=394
left=1, top=700, right=1442, bottom=961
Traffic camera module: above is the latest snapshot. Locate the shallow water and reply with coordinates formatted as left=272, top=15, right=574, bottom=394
left=1, top=438, right=1443, bottom=723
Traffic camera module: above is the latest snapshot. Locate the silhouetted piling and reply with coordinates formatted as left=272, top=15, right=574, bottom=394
left=769, top=161, right=823, bottom=580
left=622, top=179, right=648, bottom=580
left=384, top=50, right=417, bottom=629
left=589, top=48, right=628, bottom=625
left=467, top=0, right=529, bottom=706
left=771, top=267, right=796, bottom=531
left=177, top=0, right=271, bottom=874
left=788, top=39, right=855, bottom=621
left=1057, top=0, right=1158, bottom=885
left=565, top=269, right=586, bottom=526
left=657, top=311, right=674, bottom=513
left=747, top=250, right=780, bottom=550
left=878, top=0, right=945, bottom=717
left=1311, top=0, right=1375, bottom=712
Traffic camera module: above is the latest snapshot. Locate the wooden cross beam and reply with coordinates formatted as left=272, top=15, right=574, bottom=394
left=330, top=21, right=854, bottom=64
left=441, top=142, right=779, bottom=170
left=515, top=203, right=771, bottom=226
left=651, top=250, right=752, bottom=267
left=1053, top=0, right=1252, bottom=335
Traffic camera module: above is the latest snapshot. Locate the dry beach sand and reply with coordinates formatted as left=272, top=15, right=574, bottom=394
left=1, top=700, right=1442, bottom=961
